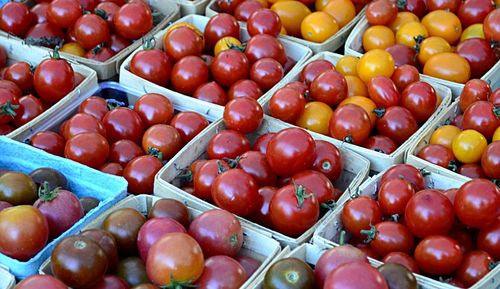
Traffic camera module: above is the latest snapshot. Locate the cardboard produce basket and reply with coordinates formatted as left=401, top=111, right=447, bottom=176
left=177, top=0, right=211, bottom=15
left=119, top=14, right=313, bottom=110
left=344, top=16, right=500, bottom=97
left=153, top=116, right=370, bottom=248
left=1, top=0, right=181, bottom=80
left=205, top=0, right=366, bottom=54
left=38, top=194, right=282, bottom=289
left=312, top=167, right=499, bottom=289
left=0, top=36, right=98, bottom=140
left=0, top=137, right=127, bottom=279
left=0, top=266, right=15, bottom=289
left=261, top=51, right=453, bottom=173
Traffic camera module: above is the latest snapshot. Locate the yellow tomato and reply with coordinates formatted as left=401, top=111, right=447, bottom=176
left=322, top=0, right=356, bottom=28
left=296, top=101, right=334, bottom=135
left=429, top=125, right=461, bottom=149
left=339, top=96, right=377, bottom=126
left=422, top=10, right=462, bottom=45
left=362, top=25, right=395, bottom=51
left=271, top=1, right=311, bottom=37
left=345, top=75, right=368, bottom=97
left=336, top=55, right=358, bottom=76
left=60, top=42, right=86, bottom=57
left=389, top=12, right=419, bottom=33
left=417, top=36, right=452, bottom=66
left=452, top=129, right=487, bottom=164
left=280, top=25, right=287, bottom=35
left=460, top=24, right=485, bottom=42
left=315, top=0, right=331, bottom=11
left=396, top=22, right=429, bottom=48
left=423, top=52, right=471, bottom=84
left=357, top=49, right=395, bottom=83
left=493, top=127, right=500, bottom=142
left=166, top=22, right=203, bottom=37
left=301, top=11, right=339, bottom=43
left=214, top=37, right=243, bottom=55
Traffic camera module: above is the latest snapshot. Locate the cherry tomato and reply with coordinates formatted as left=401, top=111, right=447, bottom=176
left=78, top=96, right=108, bottom=121
left=363, top=25, right=395, bottom=51
left=193, top=81, right=227, bottom=105
left=123, top=155, right=163, bottom=195
left=342, top=196, right=382, bottom=239
left=322, top=0, right=356, bottom=28
left=428, top=0, right=460, bottom=13
left=252, top=186, right=277, bottom=227
left=207, top=130, right=250, bottom=160
left=211, top=49, right=250, bottom=88
left=455, top=250, right=493, bottom=286
left=396, top=22, right=429, bottom=48
left=270, top=1, right=311, bottom=37
left=345, top=75, right=368, bottom=97
left=299, top=59, right=335, bottom=86
left=4, top=62, right=33, bottom=94
left=130, top=49, right=171, bottom=86
left=422, top=10, right=462, bottom=44
left=34, top=49, right=75, bottom=104
left=417, top=144, right=456, bottom=170
left=415, top=235, right=463, bottom=275
left=323, top=261, right=389, bottom=289
left=113, top=2, right=152, bottom=40
left=30, top=131, right=65, bottom=156
left=64, top=132, right=109, bottom=168
left=237, top=150, right=277, bottom=187
left=357, top=49, right=395, bottom=83
left=107, top=35, right=131, bottom=54
left=137, top=218, right=186, bottom=262
left=291, top=170, right=335, bottom=204
left=228, top=79, right=262, bottom=101
left=300, top=11, right=339, bottom=43
left=398, top=0, right=427, bottom=18
left=171, top=56, right=209, bottom=96
left=378, top=178, right=414, bottom=215
left=452, top=129, right=487, bottom=163
left=12, top=94, right=43, bottom=127
left=16, top=275, right=67, bottom=289
left=367, top=76, right=400, bottom=108
left=462, top=101, right=500, bottom=140
left=224, top=97, right=263, bottom=134
left=457, top=38, right=497, bottom=78
left=195, top=256, right=247, bottom=288
left=235, top=0, right=264, bottom=21
left=458, top=0, right=495, bottom=28
left=459, top=79, right=491, bottom=112
left=363, top=221, right=414, bottom=257
left=483, top=9, right=500, bottom=42
left=330, top=104, right=371, bottom=145
left=163, top=26, right=204, bottom=63
left=250, top=58, right=284, bottom=91
left=269, top=87, right=305, bottom=123
left=0, top=2, right=33, bottom=37
left=47, top=0, right=81, bottom=29
left=216, top=0, right=245, bottom=14
left=142, top=124, right=182, bottom=161
left=385, top=44, right=417, bottom=67
left=363, top=135, right=397, bottom=154
left=170, top=111, right=209, bottom=144
left=212, top=169, right=259, bottom=216
left=390, top=65, right=419, bottom=92
left=248, top=8, right=281, bottom=37
left=109, top=140, right=143, bottom=167
left=382, top=252, right=420, bottom=273
left=455, top=179, right=499, bottom=228
left=204, top=13, right=240, bottom=51
left=245, top=34, right=287, bottom=65
left=193, top=159, right=229, bottom=201
left=380, top=164, right=425, bottom=191
left=134, top=93, right=173, bottom=128
left=424, top=52, right=471, bottom=84
left=366, top=0, right=397, bottom=25
left=62, top=113, right=107, bottom=140
left=458, top=163, right=487, bottom=179
left=376, top=106, right=418, bottom=145
left=477, top=220, right=500, bottom=260
left=401, top=81, right=437, bottom=123
left=253, top=132, right=275, bottom=155
left=103, top=107, right=144, bottom=144
left=429, top=125, right=461, bottom=150
left=310, top=70, right=347, bottom=106
left=74, top=14, right=110, bottom=50
left=481, top=141, right=500, bottom=179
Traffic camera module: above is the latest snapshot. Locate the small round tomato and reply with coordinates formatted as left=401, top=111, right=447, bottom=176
left=269, top=87, right=305, bottom=123
left=455, top=179, right=499, bottom=228
left=459, top=79, right=491, bottom=112
left=211, top=49, right=250, bottom=88
left=64, top=132, right=109, bottom=168
left=417, top=36, right=452, bottom=66
left=103, top=107, right=144, bottom=144
left=376, top=106, right=418, bottom=145
left=457, top=38, right=497, bottom=78
left=295, top=101, right=333, bottom=135
left=252, top=186, right=278, bottom=227
left=483, top=9, right=500, bottom=42
left=171, top=56, right=209, bottom=96
left=453, top=130, right=487, bottom=163
left=382, top=252, right=420, bottom=273
left=301, top=11, right=339, bottom=43
left=62, top=113, right=107, bottom=140
left=46, top=0, right=82, bottom=29
left=363, top=221, right=415, bottom=257
left=415, top=235, right=463, bottom=275
left=270, top=0, right=311, bottom=37
left=236, top=150, right=277, bottom=187
left=107, top=35, right=131, bottom=54
left=401, top=81, right=437, bottom=123
left=396, top=22, right=429, bottom=47
left=16, top=275, right=67, bottom=289
left=363, top=25, right=395, bottom=51
left=85, top=46, right=116, bottom=62
left=109, top=140, right=143, bottom=167
left=245, top=34, right=287, bottom=65
left=366, top=0, right=397, bottom=25
left=253, top=133, right=275, bottom=155
left=357, top=49, right=395, bottom=83
left=12, top=95, right=43, bottom=127
left=310, top=70, right=347, bottom=106
left=228, top=79, right=262, bottom=101
left=345, top=75, right=368, bottom=97
left=339, top=96, right=377, bottom=127
left=388, top=11, right=419, bottom=32
left=460, top=23, right=486, bottom=41
left=204, top=13, right=240, bottom=51
left=34, top=48, right=75, bottom=104
left=311, top=140, right=343, bottom=182
left=30, top=131, right=65, bottom=156
left=212, top=169, right=259, bottom=217
left=102, top=207, right=146, bottom=258
left=380, top=164, right=425, bottom=191
left=428, top=0, right=460, bottom=13
left=248, top=8, right=281, bottom=37
left=463, top=101, right=499, bottom=140
left=342, top=196, right=383, bottom=239
left=363, top=135, right=398, bottom=154
left=142, top=124, right=182, bottom=161
left=385, top=43, right=417, bottom=67
left=134, top=93, right=173, bottom=128
left=458, top=163, right=487, bottom=179
left=378, top=178, right=414, bottom=215
left=455, top=250, right=493, bottom=286
left=191, top=160, right=228, bottom=201
left=0, top=2, right=33, bottom=37
left=336, top=56, right=358, bottom=76
left=423, top=53, right=471, bottom=84
left=481, top=141, right=500, bottom=179
left=130, top=48, right=171, bottom=87
left=78, top=96, right=108, bottom=121
left=422, top=10, right=462, bottom=44
left=323, top=259, right=388, bottom=289
left=391, top=65, right=419, bottom=92
left=398, top=0, right=427, bottom=18
left=214, top=36, right=243, bottom=56
left=224, top=97, right=263, bottom=134
left=4, top=62, right=33, bottom=94
left=207, top=130, right=250, bottom=160
left=417, top=144, right=456, bottom=170
left=299, top=59, right=335, bottom=85
left=138, top=218, right=187, bottom=262
left=250, top=57, right=284, bottom=91
left=123, top=155, right=163, bottom=195
left=234, top=0, right=264, bottom=21
left=193, top=81, right=227, bottom=105
left=458, top=0, right=495, bottom=28
left=291, top=170, right=335, bottom=204
left=74, top=14, right=110, bottom=50
left=367, top=76, right=400, bottom=108
left=429, top=125, right=461, bottom=149
left=163, top=26, right=204, bottom=63
left=113, top=2, right=152, bottom=40
left=330, top=104, right=372, bottom=145
left=195, top=256, right=247, bottom=288
left=322, top=0, right=356, bottom=28
left=477, top=221, right=500, bottom=260
left=170, top=112, right=209, bottom=144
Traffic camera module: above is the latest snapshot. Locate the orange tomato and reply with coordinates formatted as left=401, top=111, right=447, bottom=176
left=422, top=10, right=462, bottom=45
left=345, top=75, right=368, bottom=97
left=362, top=25, right=395, bottom=51
left=301, top=11, right=339, bottom=43
left=429, top=125, right=461, bottom=149
left=166, top=22, right=203, bottom=37
left=296, top=101, right=334, bottom=135
left=214, top=37, right=243, bottom=55
left=396, top=21, right=429, bottom=47
left=356, top=49, right=395, bottom=83
left=417, top=36, right=452, bottom=66
left=339, top=96, right=377, bottom=126
left=336, top=55, right=359, bottom=76
left=60, top=42, right=86, bottom=57
left=271, top=1, right=311, bottom=37
left=423, top=52, right=471, bottom=83
left=322, top=0, right=356, bottom=28
left=389, top=12, right=419, bottom=32
left=315, top=0, right=330, bottom=11
left=460, top=24, right=485, bottom=42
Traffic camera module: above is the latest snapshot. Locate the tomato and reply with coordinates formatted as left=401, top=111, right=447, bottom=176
left=481, top=141, right=500, bottom=179
left=460, top=23, right=486, bottom=41
left=401, top=81, right=437, bottom=123
left=16, top=275, right=67, bottom=289
left=30, top=131, right=65, bottom=156
left=295, top=102, right=332, bottom=135
left=0, top=2, right=32, bottom=37
left=171, top=56, right=209, bottom=96
left=90, top=276, right=129, bottom=289
left=248, top=8, right=281, bottom=37
left=34, top=49, right=75, bottom=104
left=207, top=130, right=250, bottom=160
left=234, top=256, right=262, bottom=278
left=78, top=96, right=107, bottom=121
left=253, top=133, right=275, bottom=155
left=455, top=179, right=500, bottom=228
left=390, top=65, right=418, bottom=92
left=95, top=2, right=119, bottom=29
left=107, top=35, right=131, bottom=54
left=237, top=151, right=277, bottom=187
left=357, top=49, right=395, bottom=83
left=323, top=0, right=356, bottom=28
left=270, top=1, right=311, bottom=37
left=416, top=36, right=452, bottom=66
left=367, top=76, right=399, bottom=108
left=142, top=124, right=182, bottom=161
left=170, top=111, right=208, bottom=144
left=345, top=75, right=368, bottom=97
left=454, top=250, right=493, bottom=286
left=363, top=25, right=395, bottom=51
left=130, top=48, right=171, bottom=86
left=193, top=81, right=227, bottom=105
left=51, top=236, right=108, bottom=288
left=251, top=186, right=277, bottom=227
left=64, top=132, right=109, bottom=168
left=459, top=79, right=491, bottom=112
left=25, top=23, right=65, bottom=48
left=378, top=178, right=414, bottom=215
left=415, top=235, right=463, bottom=275
left=133, top=93, right=173, bottom=128
left=291, top=170, right=334, bottom=204
left=204, top=13, right=240, bottom=51
left=266, top=128, right=316, bottom=176
left=330, top=104, right=371, bottom=145
left=323, top=261, right=389, bottom=289
left=109, top=140, right=143, bottom=167
left=62, top=113, right=107, bottom=140
left=335, top=56, right=357, bottom=77
left=216, top=0, right=245, bottom=14
left=235, top=0, right=264, bottom=21
left=398, top=0, right=427, bottom=18
left=376, top=106, right=418, bottom=145
left=458, top=0, right=494, bottom=28
left=428, top=0, right=460, bottom=13
left=366, top=0, right=397, bottom=25
left=342, top=196, right=382, bottom=239
left=80, top=229, right=119, bottom=272
left=192, top=159, right=229, bottom=201
left=228, top=79, right=262, bottom=100
left=269, top=183, right=320, bottom=236
left=424, top=52, right=471, bottom=83
left=147, top=199, right=188, bottom=228
left=116, top=256, right=148, bottom=287
left=12, top=95, right=43, bottom=127
left=123, top=155, right=163, bottom=195
left=422, top=10, right=462, bottom=44
left=31, top=3, right=49, bottom=24
left=265, top=258, right=315, bottom=289
left=212, top=169, right=259, bottom=216
left=417, top=144, right=457, bottom=170
left=163, top=26, right=204, bottom=63
left=363, top=221, right=414, bottom=257
left=74, top=14, right=110, bottom=50
left=457, top=38, right=496, bottom=78
left=137, top=218, right=185, bottom=262
left=46, top=0, right=81, bottom=29
left=380, top=164, right=425, bottom=191
left=396, top=22, right=428, bottom=47
left=494, top=127, right=500, bottom=141
left=0, top=171, right=37, bottom=206
left=301, top=11, right=339, bottom=43
left=299, top=59, right=335, bottom=85
left=458, top=163, right=487, bottom=179
left=463, top=101, right=499, bottom=140
left=214, top=37, right=242, bottom=56
left=483, top=9, right=500, bottom=42
left=451, top=129, right=487, bottom=164
left=0, top=90, right=21, bottom=125
left=0, top=124, right=13, bottom=135
left=211, top=49, right=250, bottom=88
left=269, top=87, right=305, bottom=123
left=245, top=34, right=287, bottom=65
left=102, top=207, right=146, bottom=258
left=114, top=2, right=152, bottom=40
left=428, top=125, right=461, bottom=150
left=195, top=256, right=247, bottom=289
left=224, top=97, right=263, bottom=134
left=388, top=11, right=419, bottom=32
left=382, top=252, right=420, bottom=273
left=477, top=220, right=500, bottom=260
left=103, top=107, right=144, bottom=144
left=363, top=135, right=397, bottom=154
left=310, top=70, right=347, bottom=106
left=384, top=44, right=416, bottom=67
left=4, top=62, right=33, bottom=94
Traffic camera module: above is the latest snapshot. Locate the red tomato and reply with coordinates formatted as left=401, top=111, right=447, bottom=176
left=428, top=0, right=460, bottom=13
left=311, top=140, right=343, bottom=182
left=457, top=38, right=497, bottom=78
left=245, top=34, right=287, bottom=65
left=330, top=104, right=372, bottom=145
left=400, top=81, right=437, bottom=123
left=30, top=131, right=65, bottom=156
left=134, top=93, right=174, bottom=128
left=137, top=218, right=186, bottom=261
left=363, top=221, right=414, bottom=257
left=109, top=139, right=143, bottom=167
left=285, top=81, right=309, bottom=95
left=46, top=0, right=81, bottom=29
left=74, top=14, right=110, bottom=50
left=90, top=276, right=129, bottom=289
left=367, top=76, right=400, bottom=108
left=269, top=183, right=320, bottom=237
left=459, top=79, right=491, bottom=112
left=342, top=196, right=383, bottom=239
left=391, top=65, right=420, bottom=92
left=62, top=113, right=107, bottom=140
left=399, top=0, right=427, bottom=18
left=211, top=49, right=250, bottom=88
left=266, top=128, right=316, bottom=177
left=385, top=44, right=417, bottom=67
left=85, top=47, right=115, bottom=63
left=405, top=189, right=455, bottom=238
left=417, top=144, right=456, bottom=169
left=212, top=169, right=259, bottom=216
left=247, top=8, right=282, bottom=37
left=376, top=106, right=418, bottom=145
left=163, top=26, right=204, bottom=62
left=291, top=170, right=335, bottom=204
left=380, top=164, right=425, bottom=191
left=382, top=252, right=420, bottom=273
left=11, top=94, right=43, bottom=127
left=458, top=163, right=487, bottom=179
left=65, top=132, right=110, bottom=168
left=171, top=56, right=209, bottom=96
left=310, top=70, right=348, bottom=106
left=207, top=130, right=250, bottom=160
left=228, top=79, right=262, bottom=101
left=237, top=150, right=277, bottom=187
left=482, top=141, right=500, bottom=180
left=31, top=3, right=49, bottom=25
left=235, top=0, right=264, bottom=21
left=102, top=107, right=144, bottom=144
left=269, top=87, right=305, bottom=123
left=193, top=159, right=230, bottom=201
left=195, top=256, right=247, bottom=289
left=130, top=49, right=171, bottom=86
left=95, top=2, right=119, bottom=29
left=25, top=23, right=65, bottom=48
left=458, top=0, right=494, bottom=28
left=188, top=209, right=243, bottom=257
left=34, top=49, right=75, bottom=104
left=193, top=81, right=227, bottom=105
left=455, top=250, right=493, bottom=286
left=216, top=0, right=244, bottom=14
left=477, top=220, right=500, bottom=260
left=78, top=96, right=108, bottom=121
left=252, top=186, right=277, bottom=227
left=415, top=235, right=463, bottom=275
left=99, top=163, right=123, bottom=176
left=378, top=178, right=414, bottom=215
left=16, top=275, right=67, bottom=289
left=4, top=62, right=34, bottom=94
left=366, top=0, right=398, bottom=25
left=323, top=261, right=389, bottom=289
left=463, top=100, right=500, bottom=140
left=107, top=35, right=131, bottom=54
left=0, top=2, right=33, bottom=37
left=113, top=2, right=152, bottom=40
left=142, top=124, right=182, bottom=161
left=170, top=111, right=209, bottom=144
left=484, top=9, right=500, bottom=42
left=363, top=135, right=398, bottom=154
left=455, top=179, right=500, bottom=228
left=0, top=124, right=13, bottom=135
left=253, top=132, right=275, bottom=155
left=204, top=13, right=240, bottom=51
left=123, top=155, right=163, bottom=194
left=250, top=58, right=284, bottom=91
left=299, top=59, right=335, bottom=86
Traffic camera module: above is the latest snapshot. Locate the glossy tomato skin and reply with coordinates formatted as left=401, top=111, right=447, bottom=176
left=193, top=81, right=227, bottom=105
left=329, top=104, right=372, bottom=145
left=107, top=35, right=131, bottom=54
left=109, top=139, right=143, bottom=167
left=207, top=130, right=250, bottom=160
left=248, top=8, right=282, bottom=37
left=62, top=113, right=107, bottom=140
left=342, top=196, right=382, bottom=239
left=376, top=106, right=418, bottom=145
left=34, top=54, right=74, bottom=104
left=228, top=79, right=262, bottom=100
left=137, top=218, right=186, bottom=262
left=123, top=155, right=163, bottom=195
left=457, top=38, right=497, bottom=78
left=142, top=124, right=182, bottom=161
left=116, top=257, right=148, bottom=287
left=312, top=140, right=343, bottom=182
left=64, top=132, right=109, bottom=168
left=363, top=135, right=398, bottom=154
left=102, top=107, right=144, bottom=144
left=163, top=26, right=204, bottom=62
left=458, top=163, right=487, bottom=179
left=299, top=59, right=335, bottom=85
left=378, top=178, right=414, bottom=215
left=366, top=221, right=415, bottom=257
left=477, top=220, right=500, bottom=260
left=323, top=261, right=389, bottom=289
left=171, top=56, right=209, bottom=96
left=212, top=169, right=259, bottom=217
left=417, top=144, right=456, bottom=169
left=80, top=229, right=119, bottom=272
left=459, top=79, right=491, bottom=112
left=4, top=62, right=34, bottom=94
left=382, top=252, right=420, bottom=273
left=193, top=159, right=230, bottom=201
left=217, top=0, right=244, bottom=14
left=90, top=276, right=129, bottom=289
left=148, top=198, right=190, bottom=228
left=253, top=133, right=274, bottom=155
left=269, top=87, right=305, bottom=123
left=291, top=170, right=335, bottom=204
left=0, top=2, right=33, bottom=37
left=74, top=14, right=110, bottom=50
left=245, top=34, right=287, bottom=65
left=382, top=164, right=425, bottom=190
left=212, top=49, right=250, bottom=88
left=170, top=111, right=209, bottom=144
left=455, top=250, right=493, bottom=286
left=458, top=0, right=494, bottom=28
left=195, top=256, right=247, bottom=289
left=30, top=131, right=65, bottom=156
left=237, top=151, right=277, bottom=187
left=78, top=96, right=108, bottom=121
left=251, top=186, right=277, bottom=227
left=102, top=207, right=146, bottom=257
left=482, top=141, right=500, bottom=179
left=188, top=209, right=243, bottom=257
left=385, top=44, right=417, bottom=67
left=463, top=101, right=499, bottom=140
left=391, top=64, right=419, bottom=92
left=16, top=275, right=67, bottom=289
left=130, top=49, right=171, bottom=86
left=12, top=94, right=43, bottom=127
left=366, top=0, right=398, bottom=25
left=367, top=76, right=400, bottom=108
left=415, top=235, right=463, bottom=275
left=401, top=81, right=437, bottom=123
left=269, top=184, right=320, bottom=237
left=204, top=13, right=240, bottom=51
left=234, top=0, right=264, bottom=21
left=484, top=9, right=500, bottom=42
left=310, top=70, right=348, bottom=106
left=134, top=93, right=173, bottom=128
left=250, top=58, right=284, bottom=91
left=113, top=2, right=152, bottom=40
left=455, top=179, right=500, bottom=229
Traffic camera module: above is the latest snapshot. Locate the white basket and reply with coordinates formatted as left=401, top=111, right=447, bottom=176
left=38, top=195, right=282, bottom=289
left=405, top=100, right=473, bottom=183
left=119, top=14, right=313, bottom=111
left=0, top=266, right=15, bottom=289
left=205, top=0, right=366, bottom=54
left=177, top=0, right=211, bottom=15
left=0, top=37, right=98, bottom=139
left=154, top=116, right=370, bottom=248
left=260, top=51, right=453, bottom=173
left=344, top=15, right=500, bottom=97
left=1, top=0, right=181, bottom=80
left=312, top=168, right=499, bottom=289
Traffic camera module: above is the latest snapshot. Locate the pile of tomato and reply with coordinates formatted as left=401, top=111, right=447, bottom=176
left=0, top=0, right=158, bottom=61
left=0, top=167, right=100, bottom=261
left=0, top=45, right=83, bottom=135
left=360, top=0, right=499, bottom=83
left=15, top=199, right=264, bottom=289
left=416, top=79, right=499, bottom=180
left=269, top=55, right=440, bottom=154
left=129, top=13, right=298, bottom=106
left=336, top=164, right=499, bottom=288
left=211, top=0, right=364, bottom=43
left=29, top=92, right=209, bottom=195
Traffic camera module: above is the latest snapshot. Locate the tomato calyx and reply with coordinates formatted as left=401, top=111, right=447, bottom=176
left=216, top=160, right=228, bottom=174
left=489, top=261, right=499, bottom=270
left=360, top=224, right=378, bottom=244
left=147, top=147, right=164, bottom=162
left=93, top=9, right=108, bottom=21
left=142, top=37, right=157, bottom=51
left=338, top=230, right=347, bottom=245
left=160, top=277, right=196, bottom=289
left=224, top=156, right=241, bottom=168
left=347, top=187, right=360, bottom=199
left=90, top=44, right=106, bottom=55
left=493, top=106, right=500, bottom=118
left=175, top=169, right=193, bottom=183
left=413, top=35, right=425, bottom=54
left=292, top=181, right=312, bottom=209
left=229, top=233, right=239, bottom=248
left=419, top=168, right=430, bottom=176
left=373, top=108, right=386, bottom=118
left=321, top=200, right=337, bottom=211
left=342, top=133, right=354, bottom=144
left=38, top=181, right=61, bottom=202
left=49, top=46, right=63, bottom=60
left=106, top=99, right=125, bottom=110
left=447, top=160, right=458, bottom=172
left=395, top=0, right=409, bottom=9
left=0, top=100, right=19, bottom=118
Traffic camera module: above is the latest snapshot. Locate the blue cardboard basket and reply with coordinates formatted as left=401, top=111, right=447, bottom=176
left=0, top=137, right=128, bottom=279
